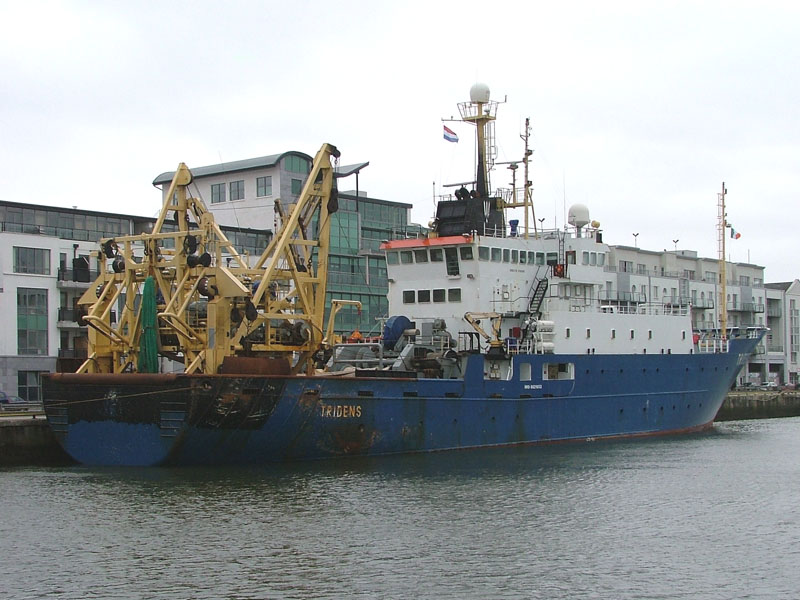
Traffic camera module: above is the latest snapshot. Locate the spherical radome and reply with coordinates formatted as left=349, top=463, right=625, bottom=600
left=470, top=83, right=491, bottom=103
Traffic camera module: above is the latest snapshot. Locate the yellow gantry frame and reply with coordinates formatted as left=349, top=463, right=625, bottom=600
left=77, top=143, right=340, bottom=376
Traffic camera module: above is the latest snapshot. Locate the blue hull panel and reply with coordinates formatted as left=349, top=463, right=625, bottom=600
left=43, top=342, right=754, bottom=466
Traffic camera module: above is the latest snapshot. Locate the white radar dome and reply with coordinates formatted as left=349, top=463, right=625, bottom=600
left=470, top=82, right=491, bottom=103
left=568, top=204, right=590, bottom=228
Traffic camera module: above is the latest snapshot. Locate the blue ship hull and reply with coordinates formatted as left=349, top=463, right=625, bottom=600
left=42, top=337, right=757, bottom=466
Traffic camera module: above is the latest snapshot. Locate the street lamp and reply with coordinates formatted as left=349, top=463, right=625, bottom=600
left=673, top=239, right=679, bottom=251
left=632, top=233, right=639, bottom=248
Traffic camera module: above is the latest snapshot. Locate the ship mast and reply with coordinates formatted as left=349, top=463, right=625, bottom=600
left=718, top=182, right=728, bottom=340
left=457, top=83, right=498, bottom=198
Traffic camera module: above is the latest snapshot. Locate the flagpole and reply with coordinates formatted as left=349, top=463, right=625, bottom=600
left=718, top=182, right=727, bottom=341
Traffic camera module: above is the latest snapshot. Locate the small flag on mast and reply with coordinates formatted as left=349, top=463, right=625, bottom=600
left=730, top=226, right=741, bottom=239
left=443, top=125, right=458, bottom=143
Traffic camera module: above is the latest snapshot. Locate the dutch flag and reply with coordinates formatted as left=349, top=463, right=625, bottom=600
left=443, top=125, right=459, bottom=143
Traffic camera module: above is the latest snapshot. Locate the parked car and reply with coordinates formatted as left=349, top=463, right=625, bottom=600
left=0, top=392, right=25, bottom=404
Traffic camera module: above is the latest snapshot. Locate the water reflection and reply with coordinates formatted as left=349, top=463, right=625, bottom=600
left=3, top=420, right=800, bottom=599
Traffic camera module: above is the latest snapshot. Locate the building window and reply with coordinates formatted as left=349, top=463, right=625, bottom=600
left=211, top=183, right=226, bottom=204
left=291, top=178, right=303, bottom=195
left=447, top=288, right=461, bottom=302
left=256, top=176, right=272, bottom=197
left=18, top=371, right=43, bottom=402
left=229, top=180, right=245, bottom=201
left=433, top=289, right=446, bottom=303
left=418, top=289, right=431, bottom=303
left=402, top=290, right=415, bottom=304
left=13, top=247, right=50, bottom=275
left=285, top=155, right=311, bottom=174
left=17, top=288, right=48, bottom=355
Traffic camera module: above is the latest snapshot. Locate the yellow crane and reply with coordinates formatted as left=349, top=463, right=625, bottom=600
left=77, top=143, right=341, bottom=376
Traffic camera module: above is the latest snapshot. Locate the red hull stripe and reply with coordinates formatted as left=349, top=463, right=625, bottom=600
left=380, top=235, right=472, bottom=250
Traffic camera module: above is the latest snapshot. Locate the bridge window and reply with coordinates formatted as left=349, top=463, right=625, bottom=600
left=502, top=249, right=510, bottom=263
left=511, top=250, right=518, bottom=263
left=386, top=251, right=399, bottom=265
left=430, top=248, right=443, bottom=262
left=520, top=363, right=532, bottom=381
left=491, top=248, right=501, bottom=262
left=478, top=247, right=489, bottom=261
left=448, top=288, right=461, bottom=302
left=400, top=251, right=413, bottom=264
left=414, top=249, right=428, bottom=263
left=402, top=290, right=415, bottom=304
left=445, top=247, right=460, bottom=275
left=519, top=252, right=526, bottom=264
left=433, top=289, right=446, bottom=303
left=460, top=246, right=474, bottom=260
left=418, top=289, right=431, bottom=303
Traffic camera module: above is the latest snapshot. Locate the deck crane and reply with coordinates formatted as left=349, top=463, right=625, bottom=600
left=76, top=143, right=342, bottom=377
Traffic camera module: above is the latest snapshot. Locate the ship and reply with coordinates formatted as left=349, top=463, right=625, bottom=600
left=42, top=84, right=764, bottom=466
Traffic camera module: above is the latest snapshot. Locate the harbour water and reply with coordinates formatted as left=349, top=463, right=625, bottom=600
left=2, top=418, right=800, bottom=599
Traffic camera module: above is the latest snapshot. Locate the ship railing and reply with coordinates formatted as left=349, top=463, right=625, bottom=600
left=330, top=342, right=393, bottom=370
left=506, top=338, right=534, bottom=355
left=696, top=338, right=730, bottom=354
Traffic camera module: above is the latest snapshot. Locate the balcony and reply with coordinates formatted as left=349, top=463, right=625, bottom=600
left=768, top=344, right=785, bottom=354
left=57, top=307, right=115, bottom=325
left=57, top=348, right=88, bottom=359
left=58, top=307, right=82, bottom=323
left=767, top=305, right=782, bottom=318
left=691, top=298, right=715, bottom=309
left=57, top=267, right=101, bottom=288
left=727, top=302, right=763, bottom=312
left=663, top=296, right=691, bottom=307
left=599, top=291, right=646, bottom=303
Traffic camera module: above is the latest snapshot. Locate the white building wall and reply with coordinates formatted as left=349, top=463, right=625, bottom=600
left=161, top=166, right=282, bottom=231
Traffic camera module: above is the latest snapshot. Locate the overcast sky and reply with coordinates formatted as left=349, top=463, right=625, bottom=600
left=1, top=1, right=798, bottom=281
